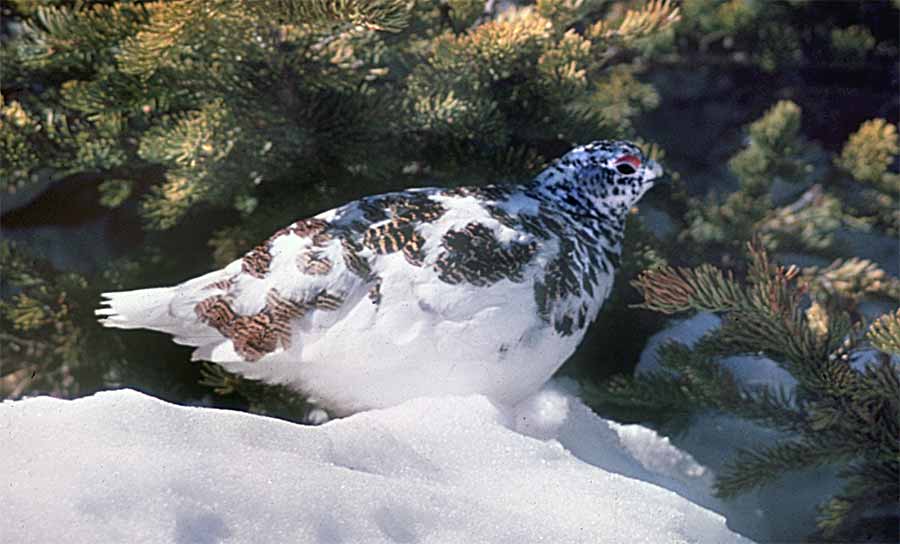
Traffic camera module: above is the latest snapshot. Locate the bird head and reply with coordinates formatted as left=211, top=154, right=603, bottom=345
left=534, top=140, right=665, bottom=222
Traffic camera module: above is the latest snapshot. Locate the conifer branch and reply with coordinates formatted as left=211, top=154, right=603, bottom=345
left=199, top=363, right=317, bottom=422
left=23, top=3, right=148, bottom=69
left=836, top=118, right=899, bottom=189
left=867, top=310, right=900, bottom=355
left=602, top=234, right=897, bottom=536
left=589, top=0, right=681, bottom=42
left=257, top=0, right=412, bottom=33
left=715, top=439, right=857, bottom=498
left=804, top=259, right=900, bottom=305
left=631, top=265, right=745, bottom=314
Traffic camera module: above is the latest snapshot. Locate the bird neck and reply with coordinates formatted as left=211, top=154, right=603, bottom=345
left=528, top=165, right=628, bottom=239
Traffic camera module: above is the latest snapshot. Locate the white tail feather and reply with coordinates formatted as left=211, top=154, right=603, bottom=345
left=96, top=287, right=181, bottom=332
left=96, top=266, right=236, bottom=357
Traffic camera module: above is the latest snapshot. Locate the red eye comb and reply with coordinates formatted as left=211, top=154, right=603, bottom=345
left=615, top=155, right=642, bottom=169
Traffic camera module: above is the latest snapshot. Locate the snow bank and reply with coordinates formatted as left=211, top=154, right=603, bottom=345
left=2, top=387, right=751, bottom=544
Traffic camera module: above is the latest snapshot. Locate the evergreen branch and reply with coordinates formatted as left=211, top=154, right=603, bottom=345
left=585, top=371, right=691, bottom=411
left=818, top=460, right=900, bottom=538
left=756, top=187, right=844, bottom=252
left=858, top=354, right=900, bottom=415
left=616, top=0, right=682, bottom=39
left=22, top=3, right=148, bottom=70
left=631, top=264, right=745, bottom=314
left=589, top=0, right=681, bottom=42
left=717, top=242, right=849, bottom=372
left=816, top=496, right=856, bottom=540
left=716, top=439, right=856, bottom=498
left=836, top=118, right=899, bottom=189
left=116, top=1, right=257, bottom=78
left=716, top=308, right=815, bottom=374
left=842, top=359, right=900, bottom=451
left=581, top=371, right=694, bottom=426
left=591, top=337, right=807, bottom=433
left=731, top=384, right=807, bottom=433
left=623, top=235, right=896, bottom=535
left=563, top=65, right=660, bottom=136
left=663, top=338, right=807, bottom=432
left=199, top=363, right=318, bottom=423
left=257, top=0, right=411, bottom=32
left=535, top=0, right=604, bottom=30
left=669, top=342, right=791, bottom=426
left=635, top=241, right=856, bottom=388
left=140, top=173, right=209, bottom=230
left=683, top=101, right=820, bottom=252
left=803, top=259, right=900, bottom=304
left=715, top=303, right=855, bottom=395
left=745, top=100, right=803, bottom=155
left=0, top=242, right=120, bottom=399
left=867, top=310, right=900, bottom=356
left=838, top=460, right=900, bottom=500
left=657, top=340, right=741, bottom=400
left=806, top=361, right=899, bottom=452
left=1, top=98, right=43, bottom=190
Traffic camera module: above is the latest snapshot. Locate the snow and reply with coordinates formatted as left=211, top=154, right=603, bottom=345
left=1, top=387, right=752, bottom=544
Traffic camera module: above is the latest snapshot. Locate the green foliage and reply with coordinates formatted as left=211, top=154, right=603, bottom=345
left=685, top=100, right=817, bottom=250
left=680, top=0, right=757, bottom=36
left=617, top=99, right=899, bottom=535
left=402, top=1, right=678, bottom=168
left=586, top=0, right=680, bottom=43
left=802, top=258, right=900, bottom=307
left=0, top=97, right=41, bottom=191
left=257, top=0, right=413, bottom=32
left=1, top=239, right=222, bottom=403
left=680, top=100, right=895, bottom=258
left=830, top=25, right=877, bottom=64
left=97, top=179, right=134, bottom=208
left=1, top=241, right=103, bottom=398
left=839, top=121, right=900, bottom=238
left=589, top=243, right=900, bottom=539
left=677, top=0, right=895, bottom=73
left=677, top=0, right=798, bottom=72
left=867, top=310, right=900, bottom=356
left=4, top=0, right=680, bottom=232
left=836, top=118, right=899, bottom=190
left=581, top=15, right=899, bottom=530
left=198, top=363, right=317, bottom=423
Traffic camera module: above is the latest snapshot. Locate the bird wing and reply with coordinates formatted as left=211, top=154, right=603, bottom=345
left=159, top=187, right=550, bottom=365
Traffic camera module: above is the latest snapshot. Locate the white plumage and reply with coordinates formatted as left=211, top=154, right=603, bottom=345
left=97, top=140, right=664, bottom=415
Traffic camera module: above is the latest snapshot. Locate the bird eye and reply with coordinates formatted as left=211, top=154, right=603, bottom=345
left=614, top=154, right=641, bottom=175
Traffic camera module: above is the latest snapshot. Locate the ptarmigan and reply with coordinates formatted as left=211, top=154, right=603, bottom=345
left=97, top=140, right=664, bottom=415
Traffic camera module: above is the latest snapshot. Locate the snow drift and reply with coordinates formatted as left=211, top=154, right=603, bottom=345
left=2, top=386, right=751, bottom=544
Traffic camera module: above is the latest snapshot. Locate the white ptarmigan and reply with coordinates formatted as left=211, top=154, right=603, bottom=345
left=97, top=141, right=664, bottom=415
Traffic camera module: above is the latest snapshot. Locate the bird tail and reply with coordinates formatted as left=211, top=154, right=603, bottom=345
left=95, top=286, right=182, bottom=333
left=95, top=268, right=234, bottom=337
